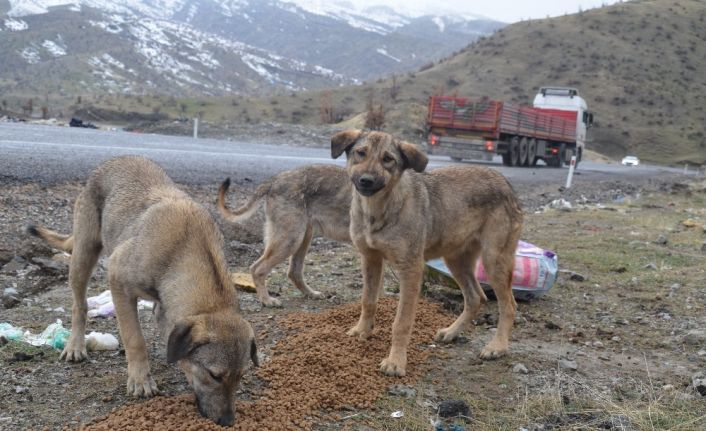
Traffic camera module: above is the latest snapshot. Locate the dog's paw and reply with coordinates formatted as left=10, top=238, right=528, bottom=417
left=479, top=340, right=508, bottom=360
left=126, top=373, right=159, bottom=398
left=60, top=338, right=87, bottom=362
left=346, top=322, right=372, bottom=340
left=434, top=327, right=459, bottom=343
left=307, top=290, right=325, bottom=300
left=379, top=357, right=406, bottom=377
left=261, top=296, right=283, bottom=308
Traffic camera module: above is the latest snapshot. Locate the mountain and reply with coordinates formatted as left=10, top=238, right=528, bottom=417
left=227, top=0, right=704, bottom=164
left=0, top=0, right=504, bottom=98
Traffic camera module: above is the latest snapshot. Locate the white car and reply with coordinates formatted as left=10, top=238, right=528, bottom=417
left=621, top=155, right=640, bottom=166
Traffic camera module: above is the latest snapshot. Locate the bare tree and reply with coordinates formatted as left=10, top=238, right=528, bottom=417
left=364, top=90, right=385, bottom=131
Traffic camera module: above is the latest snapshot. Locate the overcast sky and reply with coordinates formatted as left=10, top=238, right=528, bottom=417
left=349, top=0, right=623, bottom=22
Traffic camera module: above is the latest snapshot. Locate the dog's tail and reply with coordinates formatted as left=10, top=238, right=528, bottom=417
left=217, top=177, right=272, bottom=223
left=26, top=224, right=74, bottom=253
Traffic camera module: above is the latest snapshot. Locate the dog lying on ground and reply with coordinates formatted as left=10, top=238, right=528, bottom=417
left=331, top=130, right=523, bottom=376
left=28, top=156, right=257, bottom=426
left=217, top=165, right=352, bottom=307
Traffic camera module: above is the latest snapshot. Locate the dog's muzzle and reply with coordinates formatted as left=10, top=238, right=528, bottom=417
left=354, top=174, right=384, bottom=196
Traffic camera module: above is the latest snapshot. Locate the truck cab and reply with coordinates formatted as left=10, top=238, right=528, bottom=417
left=533, top=87, right=593, bottom=162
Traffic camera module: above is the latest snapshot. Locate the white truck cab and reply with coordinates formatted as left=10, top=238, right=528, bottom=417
left=533, top=87, right=593, bottom=160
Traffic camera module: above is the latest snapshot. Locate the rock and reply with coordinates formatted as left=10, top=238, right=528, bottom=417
left=606, top=414, right=637, bottom=430
left=513, top=363, right=529, bottom=374
left=569, top=272, right=586, bottom=282
left=558, top=359, right=578, bottom=371
left=655, top=235, right=668, bottom=246
left=644, top=263, right=658, bottom=270
left=593, top=341, right=604, bottom=348
left=544, top=321, right=562, bottom=330
left=683, top=330, right=706, bottom=346
left=1, top=257, right=27, bottom=274
left=387, top=384, right=416, bottom=398
left=31, top=256, right=68, bottom=272
left=2, top=287, right=20, bottom=308
left=438, top=399, right=471, bottom=419
left=692, top=372, right=706, bottom=396
left=701, top=243, right=706, bottom=253
left=15, top=386, right=28, bottom=394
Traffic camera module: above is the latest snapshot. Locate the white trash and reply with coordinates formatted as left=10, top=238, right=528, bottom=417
left=87, top=290, right=154, bottom=318
left=85, top=331, right=120, bottom=351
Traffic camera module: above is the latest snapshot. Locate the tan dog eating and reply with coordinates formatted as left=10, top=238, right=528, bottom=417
left=332, top=130, right=523, bottom=376
left=27, top=156, right=257, bottom=426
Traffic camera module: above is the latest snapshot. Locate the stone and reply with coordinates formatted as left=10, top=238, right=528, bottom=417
left=644, top=263, right=658, bottom=270
left=569, top=272, right=586, bottom=282
left=31, top=256, right=67, bottom=272
left=655, top=235, right=668, bottom=245
left=387, top=384, right=416, bottom=398
left=692, top=372, right=706, bottom=396
left=438, top=399, right=471, bottom=419
left=1, top=257, right=27, bottom=274
left=683, top=330, right=706, bottom=346
left=513, top=363, right=529, bottom=374
left=558, top=359, right=578, bottom=371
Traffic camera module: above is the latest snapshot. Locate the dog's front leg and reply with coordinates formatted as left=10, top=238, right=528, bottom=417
left=109, top=274, right=159, bottom=398
left=380, top=261, right=424, bottom=377
left=347, top=249, right=384, bottom=340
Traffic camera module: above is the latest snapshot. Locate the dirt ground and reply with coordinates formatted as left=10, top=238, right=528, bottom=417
left=1, top=169, right=704, bottom=430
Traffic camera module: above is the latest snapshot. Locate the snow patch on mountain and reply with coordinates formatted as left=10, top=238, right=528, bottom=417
left=20, top=46, right=41, bottom=63
left=5, top=18, right=29, bottom=30
left=42, top=38, right=67, bottom=56
left=432, top=16, right=445, bottom=32
left=376, top=47, right=400, bottom=62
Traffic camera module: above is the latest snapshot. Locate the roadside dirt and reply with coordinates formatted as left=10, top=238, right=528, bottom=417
left=1, top=170, right=704, bottom=430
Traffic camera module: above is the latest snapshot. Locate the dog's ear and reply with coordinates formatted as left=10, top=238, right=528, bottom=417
left=167, top=320, right=207, bottom=363
left=331, top=129, right=362, bottom=159
left=250, top=339, right=259, bottom=367
left=398, top=141, right=428, bottom=172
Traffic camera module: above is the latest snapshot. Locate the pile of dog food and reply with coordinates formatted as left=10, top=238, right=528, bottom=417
left=81, top=298, right=453, bottom=430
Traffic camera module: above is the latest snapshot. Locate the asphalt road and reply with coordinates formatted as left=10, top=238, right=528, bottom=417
left=0, top=122, right=683, bottom=187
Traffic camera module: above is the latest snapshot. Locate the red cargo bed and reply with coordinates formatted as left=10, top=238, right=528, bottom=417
left=428, top=96, right=577, bottom=143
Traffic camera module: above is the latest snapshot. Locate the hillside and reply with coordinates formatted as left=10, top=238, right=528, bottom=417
left=167, top=0, right=701, bottom=165
left=0, top=0, right=502, bottom=101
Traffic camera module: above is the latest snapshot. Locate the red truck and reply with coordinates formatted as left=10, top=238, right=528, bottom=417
left=426, top=87, right=593, bottom=167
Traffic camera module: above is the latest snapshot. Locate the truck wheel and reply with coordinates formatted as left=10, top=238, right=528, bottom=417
left=450, top=156, right=462, bottom=162
left=528, top=139, right=538, bottom=166
left=509, top=137, right=520, bottom=166
left=558, top=143, right=567, bottom=167
left=519, top=137, right=529, bottom=166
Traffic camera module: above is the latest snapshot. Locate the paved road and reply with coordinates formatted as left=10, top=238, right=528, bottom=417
left=0, top=122, right=682, bottom=186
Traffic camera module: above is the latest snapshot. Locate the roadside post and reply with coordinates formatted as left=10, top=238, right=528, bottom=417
left=565, top=155, right=577, bottom=189
left=193, top=118, right=199, bottom=139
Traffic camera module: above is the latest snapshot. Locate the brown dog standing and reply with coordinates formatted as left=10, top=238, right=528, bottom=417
left=332, top=130, right=523, bottom=376
left=28, top=156, right=257, bottom=426
left=217, top=165, right=352, bottom=307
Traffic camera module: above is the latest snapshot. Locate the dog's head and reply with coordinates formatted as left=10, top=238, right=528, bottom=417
left=167, top=310, right=258, bottom=426
left=331, top=129, right=428, bottom=197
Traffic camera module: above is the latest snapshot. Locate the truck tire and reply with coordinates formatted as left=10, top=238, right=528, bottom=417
left=558, top=143, right=567, bottom=167
left=528, top=139, right=538, bottom=166
left=519, top=137, right=529, bottom=166
left=509, top=137, right=520, bottom=166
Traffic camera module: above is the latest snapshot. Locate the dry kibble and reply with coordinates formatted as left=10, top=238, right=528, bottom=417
left=78, top=298, right=452, bottom=430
